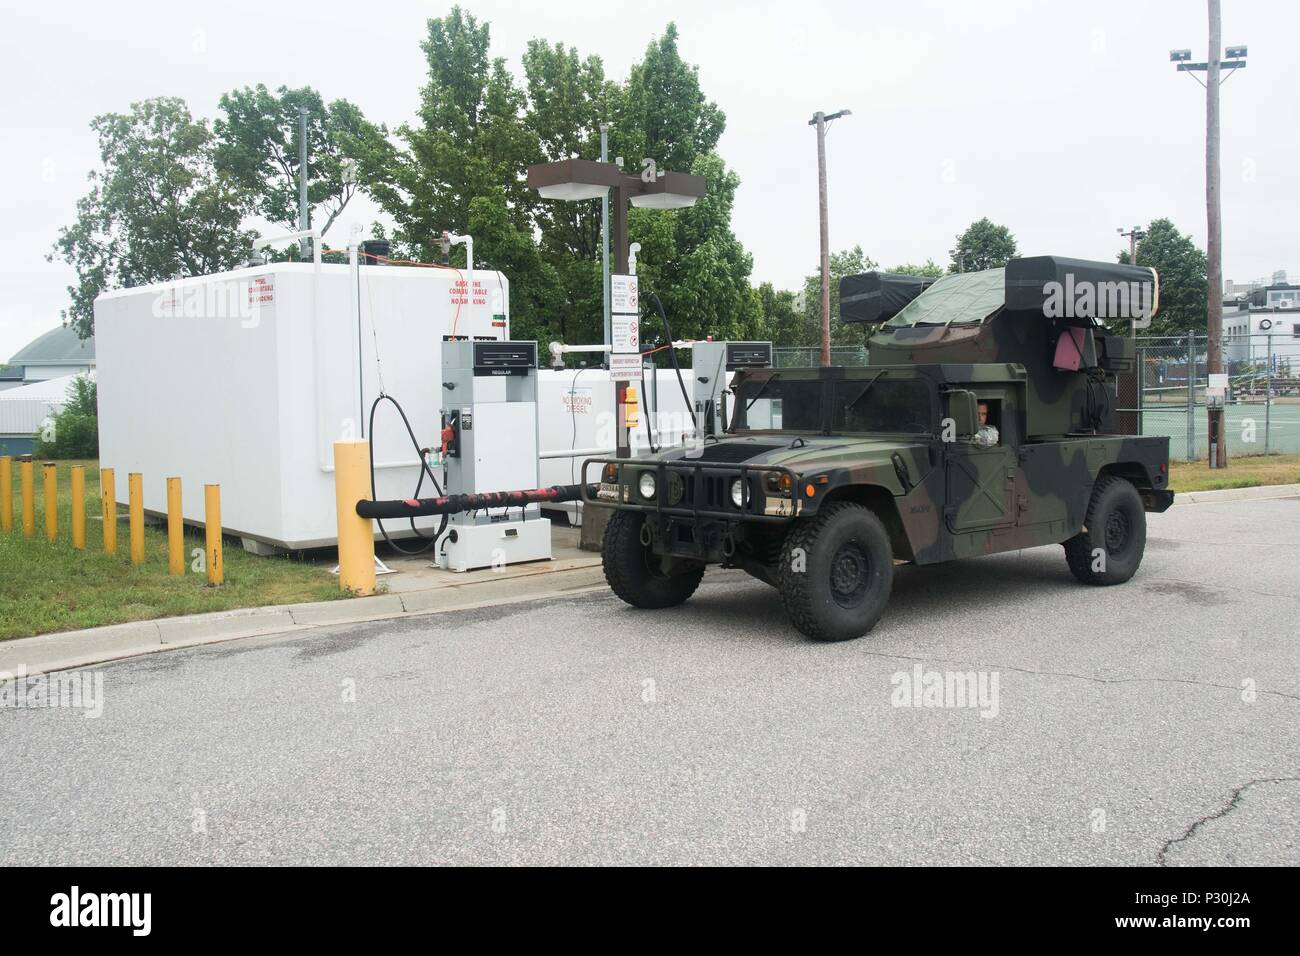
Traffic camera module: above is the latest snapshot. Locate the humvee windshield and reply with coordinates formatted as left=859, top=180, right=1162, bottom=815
left=733, top=373, right=933, bottom=435
left=884, top=269, right=1004, bottom=328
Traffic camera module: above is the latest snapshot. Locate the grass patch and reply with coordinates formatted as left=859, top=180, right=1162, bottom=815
left=1167, top=451, right=1300, bottom=493
left=0, top=459, right=345, bottom=640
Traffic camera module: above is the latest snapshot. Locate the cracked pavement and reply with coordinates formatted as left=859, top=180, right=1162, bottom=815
left=2, top=495, right=1297, bottom=865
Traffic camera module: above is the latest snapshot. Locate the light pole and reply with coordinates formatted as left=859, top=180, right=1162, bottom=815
left=528, top=158, right=706, bottom=457
left=1171, top=3, right=1246, bottom=468
left=809, top=109, right=851, bottom=367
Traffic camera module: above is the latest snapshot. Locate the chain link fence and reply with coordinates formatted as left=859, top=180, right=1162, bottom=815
left=1127, top=332, right=1300, bottom=460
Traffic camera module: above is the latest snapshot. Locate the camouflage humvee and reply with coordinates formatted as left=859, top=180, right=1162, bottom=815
left=582, top=257, right=1174, bottom=641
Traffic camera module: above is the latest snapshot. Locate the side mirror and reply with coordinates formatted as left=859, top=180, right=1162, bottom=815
left=946, top=389, right=979, bottom=439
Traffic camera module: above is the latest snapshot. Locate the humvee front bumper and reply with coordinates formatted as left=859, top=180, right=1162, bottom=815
left=582, top=456, right=807, bottom=563
left=579, top=457, right=803, bottom=523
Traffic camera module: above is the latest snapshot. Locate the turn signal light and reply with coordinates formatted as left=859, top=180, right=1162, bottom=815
left=603, top=463, right=618, bottom=483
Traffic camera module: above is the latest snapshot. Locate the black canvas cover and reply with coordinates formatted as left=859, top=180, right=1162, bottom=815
left=1004, top=256, right=1159, bottom=326
left=839, top=271, right=936, bottom=324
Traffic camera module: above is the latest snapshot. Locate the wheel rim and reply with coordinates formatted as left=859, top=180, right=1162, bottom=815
left=830, top=541, right=870, bottom=608
left=1104, top=508, right=1129, bottom=553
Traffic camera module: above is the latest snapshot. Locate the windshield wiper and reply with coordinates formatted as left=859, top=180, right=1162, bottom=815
left=745, top=375, right=780, bottom=411
left=842, top=371, right=886, bottom=411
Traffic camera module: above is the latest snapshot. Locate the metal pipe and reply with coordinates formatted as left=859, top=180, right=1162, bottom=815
left=357, top=483, right=596, bottom=520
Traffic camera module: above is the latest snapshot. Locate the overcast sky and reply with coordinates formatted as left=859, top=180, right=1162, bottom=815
left=1, top=0, right=1295, bottom=359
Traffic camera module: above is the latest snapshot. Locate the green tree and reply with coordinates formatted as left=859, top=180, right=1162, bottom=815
left=890, top=259, right=944, bottom=278
left=214, top=84, right=393, bottom=244
left=799, top=246, right=879, bottom=346
left=49, top=97, right=255, bottom=339
left=757, top=282, right=812, bottom=348
left=34, top=375, right=98, bottom=459
left=371, top=7, right=559, bottom=340
left=948, top=218, right=1018, bottom=273
left=1117, top=217, right=1207, bottom=338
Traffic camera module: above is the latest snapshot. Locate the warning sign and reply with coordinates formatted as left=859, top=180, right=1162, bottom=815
left=611, top=274, right=638, bottom=315
left=612, top=315, right=639, bottom=354
left=609, top=353, right=644, bottom=381
left=247, top=275, right=275, bottom=307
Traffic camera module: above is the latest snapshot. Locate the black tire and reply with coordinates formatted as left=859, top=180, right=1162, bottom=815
left=777, top=502, right=894, bottom=642
left=1063, top=475, right=1146, bottom=585
left=602, top=510, right=705, bottom=609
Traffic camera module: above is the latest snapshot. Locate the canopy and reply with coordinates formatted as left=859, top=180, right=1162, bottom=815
left=839, top=272, right=936, bottom=324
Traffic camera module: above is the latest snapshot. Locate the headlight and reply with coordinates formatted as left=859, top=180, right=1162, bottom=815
left=730, top=478, right=745, bottom=508
left=638, top=472, right=657, bottom=500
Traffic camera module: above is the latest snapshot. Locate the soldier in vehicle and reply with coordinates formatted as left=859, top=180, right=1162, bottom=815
left=974, top=401, right=999, bottom=447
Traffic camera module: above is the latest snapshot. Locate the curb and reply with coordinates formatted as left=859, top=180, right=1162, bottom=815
left=1173, top=482, right=1300, bottom=505
left=0, top=565, right=608, bottom=679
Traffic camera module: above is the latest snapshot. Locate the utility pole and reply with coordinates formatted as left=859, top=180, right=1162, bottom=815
left=1206, top=1, right=1225, bottom=468
left=600, top=124, right=611, bottom=358
left=809, top=109, right=850, bottom=367
left=298, top=105, right=310, bottom=261
left=1118, top=225, right=1147, bottom=339
left=1171, top=4, right=1246, bottom=469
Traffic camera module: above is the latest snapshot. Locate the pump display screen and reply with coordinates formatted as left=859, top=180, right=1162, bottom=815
left=725, top=342, right=772, bottom=369
left=473, top=341, right=537, bottom=376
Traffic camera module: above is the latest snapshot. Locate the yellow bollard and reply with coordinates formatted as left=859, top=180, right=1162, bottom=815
left=43, top=463, right=57, bottom=541
left=71, top=466, right=86, bottom=549
left=101, top=468, right=117, bottom=555
left=204, top=484, right=223, bottom=586
left=20, top=459, right=34, bottom=538
left=128, top=472, right=144, bottom=565
left=167, top=477, right=184, bottom=576
left=334, top=440, right=375, bottom=595
left=0, top=455, right=11, bottom=532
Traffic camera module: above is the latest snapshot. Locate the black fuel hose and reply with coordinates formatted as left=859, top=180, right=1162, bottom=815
left=367, top=393, right=448, bottom=554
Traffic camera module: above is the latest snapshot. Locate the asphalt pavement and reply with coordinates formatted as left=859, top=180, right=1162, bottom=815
left=2, top=495, right=1297, bottom=865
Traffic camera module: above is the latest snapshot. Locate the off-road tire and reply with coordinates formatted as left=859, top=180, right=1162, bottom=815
left=602, top=510, right=705, bottom=608
left=1064, top=475, right=1146, bottom=585
left=778, top=502, right=894, bottom=642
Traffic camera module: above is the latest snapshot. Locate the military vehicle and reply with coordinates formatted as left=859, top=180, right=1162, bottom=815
left=582, top=256, right=1174, bottom=641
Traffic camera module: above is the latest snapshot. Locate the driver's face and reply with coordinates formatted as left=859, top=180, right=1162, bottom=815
left=978, top=403, right=989, bottom=425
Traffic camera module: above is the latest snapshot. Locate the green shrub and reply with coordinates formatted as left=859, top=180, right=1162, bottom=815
left=33, top=375, right=99, bottom=459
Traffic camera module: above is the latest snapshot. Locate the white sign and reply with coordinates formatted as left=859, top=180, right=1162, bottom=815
left=612, top=315, right=639, bottom=354
left=1207, top=372, right=1229, bottom=396
left=611, top=274, right=638, bottom=315
left=248, top=275, right=275, bottom=307
left=609, top=353, right=644, bottom=381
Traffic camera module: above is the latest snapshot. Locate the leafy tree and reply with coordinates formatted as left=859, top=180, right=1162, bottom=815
left=49, top=97, right=255, bottom=339
left=948, top=218, right=1018, bottom=273
left=799, top=246, right=879, bottom=346
left=370, top=7, right=559, bottom=340
left=757, top=282, right=812, bottom=348
left=34, top=375, right=98, bottom=459
left=890, top=259, right=944, bottom=278
left=214, top=84, right=393, bottom=244
left=1117, top=217, right=1207, bottom=338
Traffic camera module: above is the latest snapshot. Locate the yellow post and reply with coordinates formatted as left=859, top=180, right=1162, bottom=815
left=0, top=455, right=11, bottom=532
left=20, top=459, right=34, bottom=538
left=204, top=484, right=223, bottom=586
left=71, top=466, right=86, bottom=549
left=334, top=440, right=375, bottom=595
left=128, top=472, right=144, bottom=565
left=43, top=463, right=57, bottom=541
left=101, top=467, right=117, bottom=554
left=167, top=477, right=184, bottom=576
